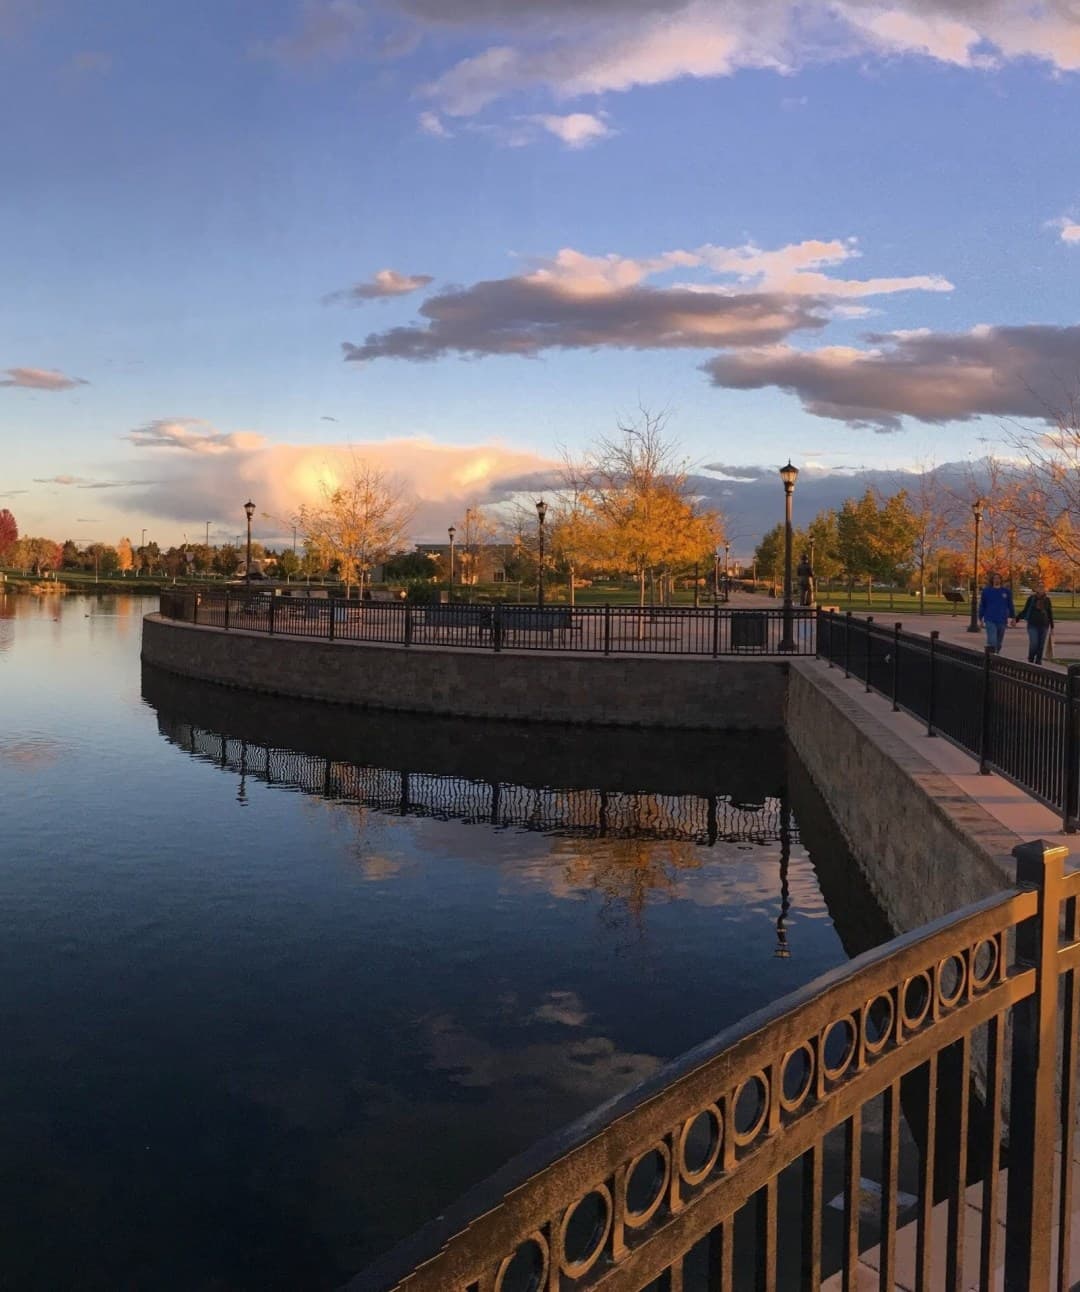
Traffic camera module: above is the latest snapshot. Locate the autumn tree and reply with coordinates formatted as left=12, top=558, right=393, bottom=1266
left=453, top=504, right=497, bottom=586
left=116, top=537, right=134, bottom=574
left=0, top=508, right=17, bottom=560
left=297, top=456, right=414, bottom=597
left=572, top=409, right=725, bottom=606
left=9, top=537, right=62, bottom=575
left=899, top=465, right=955, bottom=612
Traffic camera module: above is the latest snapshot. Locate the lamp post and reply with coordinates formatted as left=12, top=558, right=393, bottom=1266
left=243, top=499, right=255, bottom=585
left=204, top=520, right=210, bottom=548
left=713, top=548, right=721, bottom=600
left=447, top=525, right=456, bottom=599
left=536, top=499, right=547, bottom=606
left=724, top=542, right=731, bottom=602
left=966, top=498, right=984, bottom=633
left=1007, top=524, right=1017, bottom=592
left=808, top=535, right=817, bottom=609
left=779, top=461, right=799, bottom=651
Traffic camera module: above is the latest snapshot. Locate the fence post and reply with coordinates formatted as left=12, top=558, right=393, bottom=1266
left=192, top=592, right=199, bottom=626
left=604, top=603, right=612, bottom=657
left=1005, top=839, right=1068, bottom=1290
left=826, top=609, right=836, bottom=668
left=403, top=602, right=413, bottom=647
left=328, top=597, right=336, bottom=642
left=1065, top=664, right=1080, bottom=833
left=712, top=601, right=720, bottom=658
left=864, top=616, right=873, bottom=692
left=891, top=623, right=901, bottom=711
left=224, top=592, right=230, bottom=631
left=493, top=602, right=503, bottom=653
left=978, top=648, right=993, bottom=774
left=926, top=630, right=938, bottom=737
left=844, top=611, right=852, bottom=678
left=267, top=592, right=276, bottom=636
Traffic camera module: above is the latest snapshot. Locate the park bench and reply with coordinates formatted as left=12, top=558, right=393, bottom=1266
left=499, top=606, right=577, bottom=644
left=422, top=603, right=494, bottom=640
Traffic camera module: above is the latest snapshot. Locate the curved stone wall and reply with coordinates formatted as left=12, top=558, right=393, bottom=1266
left=141, top=614, right=785, bottom=730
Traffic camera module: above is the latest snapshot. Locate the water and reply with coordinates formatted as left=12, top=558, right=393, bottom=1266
left=0, top=592, right=890, bottom=1289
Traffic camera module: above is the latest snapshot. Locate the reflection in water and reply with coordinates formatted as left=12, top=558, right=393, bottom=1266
left=0, top=598, right=891, bottom=1291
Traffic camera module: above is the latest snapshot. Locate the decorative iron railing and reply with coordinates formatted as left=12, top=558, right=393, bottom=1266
left=157, top=589, right=817, bottom=656
left=346, top=840, right=1079, bottom=1292
left=817, top=610, right=1080, bottom=830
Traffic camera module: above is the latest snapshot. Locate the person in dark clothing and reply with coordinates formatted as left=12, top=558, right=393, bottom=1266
left=1017, top=583, right=1055, bottom=664
left=977, top=573, right=1016, bottom=653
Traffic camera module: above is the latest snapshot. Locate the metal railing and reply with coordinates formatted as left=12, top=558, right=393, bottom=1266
left=348, top=840, right=1080, bottom=1292
left=157, top=589, right=817, bottom=656
left=817, top=610, right=1080, bottom=830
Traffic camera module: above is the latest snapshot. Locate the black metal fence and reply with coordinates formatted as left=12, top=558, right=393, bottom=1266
left=817, top=609, right=1080, bottom=830
left=158, top=589, right=817, bottom=656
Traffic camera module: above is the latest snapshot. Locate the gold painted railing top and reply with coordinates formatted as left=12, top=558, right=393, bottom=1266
left=348, top=841, right=1080, bottom=1292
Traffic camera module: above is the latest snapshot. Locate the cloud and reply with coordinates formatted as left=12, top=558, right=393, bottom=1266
left=0, top=490, right=28, bottom=498
left=418, top=110, right=452, bottom=137
left=115, top=435, right=559, bottom=537
left=323, top=269, right=435, bottom=304
left=252, top=0, right=367, bottom=66
left=33, top=474, right=91, bottom=485
left=702, top=323, right=1080, bottom=431
left=1050, top=216, right=1080, bottom=245
left=125, top=418, right=267, bottom=454
left=530, top=111, right=613, bottom=147
left=341, top=237, right=948, bottom=363
left=0, top=367, right=87, bottom=390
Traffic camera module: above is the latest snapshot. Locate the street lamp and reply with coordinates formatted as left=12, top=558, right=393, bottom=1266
left=714, top=548, right=721, bottom=600
left=1007, top=524, right=1017, bottom=592
left=536, top=499, right=547, bottom=606
left=967, top=498, right=984, bottom=633
left=243, top=499, right=255, bottom=585
left=447, top=525, right=456, bottom=599
left=779, top=461, right=799, bottom=651
left=724, top=542, right=731, bottom=602
left=808, top=535, right=817, bottom=609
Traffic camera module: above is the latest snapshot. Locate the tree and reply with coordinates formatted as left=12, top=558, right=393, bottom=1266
left=9, top=537, right=61, bottom=575
left=754, top=524, right=785, bottom=593
left=0, top=508, right=17, bottom=560
left=572, top=408, right=725, bottom=606
left=899, top=466, right=955, bottom=612
left=453, top=504, right=497, bottom=585
left=297, top=456, right=414, bottom=597
left=383, top=550, right=437, bottom=580
left=116, top=537, right=134, bottom=574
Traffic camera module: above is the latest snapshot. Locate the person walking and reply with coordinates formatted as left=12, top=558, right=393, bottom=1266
left=977, top=572, right=1016, bottom=653
left=1017, top=583, right=1055, bottom=664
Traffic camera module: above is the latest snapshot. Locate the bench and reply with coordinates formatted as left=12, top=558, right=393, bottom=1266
left=499, top=606, right=577, bottom=643
left=422, top=604, right=494, bottom=638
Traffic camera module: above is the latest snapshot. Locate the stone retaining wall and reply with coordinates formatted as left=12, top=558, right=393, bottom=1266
left=786, top=659, right=1016, bottom=932
left=141, top=614, right=787, bottom=730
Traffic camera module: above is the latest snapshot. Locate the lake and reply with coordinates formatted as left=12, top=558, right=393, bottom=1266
left=0, top=592, right=890, bottom=1289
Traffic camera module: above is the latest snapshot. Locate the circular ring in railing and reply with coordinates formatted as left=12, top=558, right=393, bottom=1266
left=821, top=1016, right=857, bottom=1082
left=559, top=1185, right=613, bottom=1280
left=678, top=1105, right=723, bottom=1187
left=970, top=937, right=999, bottom=990
left=494, top=1231, right=549, bottom=1292
left=779, top=1042, right=815, bottom=1113
left=731, top=1072, right=770, bottom=1147
left=862, top=992, right=895, bottom=1057
left=901, top=972, right=933, bottom=1030
left=623, top=1144, right=670, bottom=1229
left=936, top=954, right=967, bottom=1009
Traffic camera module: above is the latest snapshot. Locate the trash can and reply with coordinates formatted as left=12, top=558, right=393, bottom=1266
left=731, top=612, right=767, bottom=651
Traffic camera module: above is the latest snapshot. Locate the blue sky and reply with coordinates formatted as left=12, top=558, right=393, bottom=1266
left=3, top=0, right=1080, bottom=551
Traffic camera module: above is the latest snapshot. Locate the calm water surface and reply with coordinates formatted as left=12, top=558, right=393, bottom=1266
left=0, top=593, right=889, bottom=1289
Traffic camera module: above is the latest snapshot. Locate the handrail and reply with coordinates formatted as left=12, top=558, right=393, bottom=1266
left=156, top=589, right=818, bottom=657
left=348, top=842, right=1079, bottom=1292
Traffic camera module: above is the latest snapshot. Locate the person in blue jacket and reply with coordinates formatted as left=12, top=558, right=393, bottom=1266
left=977, top=572, right=1016, bottom=652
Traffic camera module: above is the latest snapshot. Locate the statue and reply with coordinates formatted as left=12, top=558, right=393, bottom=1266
left=797, top=550, right=815, bottom=607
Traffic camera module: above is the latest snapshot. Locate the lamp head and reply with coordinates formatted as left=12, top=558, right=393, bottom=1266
left=536, top=498, right=547, bottom=523
left=779, top=461, right=799, bottom=490
left=972, top=498, right=984, bottom=520
left=243, top=499, right=256, bottom=521
left=447, top=525, right=456, bottom=541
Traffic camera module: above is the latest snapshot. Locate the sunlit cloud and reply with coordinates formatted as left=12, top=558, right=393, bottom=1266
left=418, top=110, right=452, bottom=137
left=529, top=111, right=614, bottom=147
left=702, top=323, right=1080, bottom=432
left=125, top=418, right=267, bottom=454
left=33, top=474, right=91, bottom=485
left=341, top=237, right=948, bottom=363
left=1, top=367, right=87, bottom=390
left=322, top=268, right=435, bottom=304
left=1050, top=216, right=1080, bottom=245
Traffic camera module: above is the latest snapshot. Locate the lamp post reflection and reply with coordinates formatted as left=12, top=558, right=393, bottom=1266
left=775, top=787, right=792, bottom=958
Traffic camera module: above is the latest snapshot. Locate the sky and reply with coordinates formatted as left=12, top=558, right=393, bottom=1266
left=3, top=0, right=1080, bottom=555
